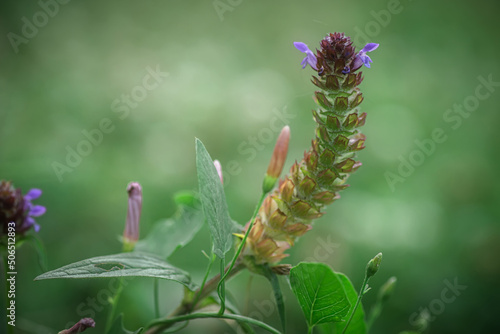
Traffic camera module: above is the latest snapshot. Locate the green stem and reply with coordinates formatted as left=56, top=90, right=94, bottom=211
left=191, top=253, right=215, bottom=311
left=143, top=261, right=246, bottom=334
left=105, top=277, right=125, bottom=333
left=341, top=275, right=370, bottom=334
left=154, top=278, right=160, bottom=319
left=147, top=312, right=281, bottom=334
left=217, top=257, right=226, bottom=314
left=216, top=192, right=266, bottom=304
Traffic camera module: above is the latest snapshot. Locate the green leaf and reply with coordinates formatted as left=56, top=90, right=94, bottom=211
left=34, top=252, right=196, bottom=290
left=195, top=138, right=233, bottom=258
left=108, top=314, right=143, bottom=334
left=335, top=273, right=367, bottom=334
left=290, top=262, right=351, bottom=330
left=134, top=196, right=204, bottom=259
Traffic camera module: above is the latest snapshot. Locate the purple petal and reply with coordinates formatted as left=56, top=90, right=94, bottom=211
left=33, top=223, right=41, bottom=232
left=25, top=188, right=42, bottom=200
left=30, top=205, right=46, bottom=217
left=362, top=43, right=379, bottom=53
left=300, top=57, right=308, bottom=69
left=25, top=216, right=35, bottom=228
left=306, top=52, right=317, bottom=70
left=359, top=54, right=373, bottom=67
left=294, top=42, right=309, bottom=53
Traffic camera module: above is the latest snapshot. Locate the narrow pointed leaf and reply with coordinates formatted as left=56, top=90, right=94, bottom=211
left=195, top=138, right=233, bottom=258
left=290, top=262, right=350, bottom=329
left=34, top=252, right=196, bottom=290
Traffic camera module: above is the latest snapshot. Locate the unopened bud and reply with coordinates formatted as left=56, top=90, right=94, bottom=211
left=378, top=276, right=397, bottom=303
left=213, top=160, right=223, bottom=184
left=123, top=182, right=142, bottom=252
left=263, top=126, right=290, bottom=193
left=58, top=318, right=95, bottom=334
left=366, top=252, right=382, bottom=278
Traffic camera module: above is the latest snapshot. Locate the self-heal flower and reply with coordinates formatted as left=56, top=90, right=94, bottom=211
left=58, top=318, right=95, bottom=334
left=358, top=43, right=379, bottom=68
left=123, top=182, right=142, bottom=252
left=0, top=180, right=46, bottom=238
left=293, top=42, right=317, bottom=70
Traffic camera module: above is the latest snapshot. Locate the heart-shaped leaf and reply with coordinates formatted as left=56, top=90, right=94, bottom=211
left=290, top=262, right=350, bottom=330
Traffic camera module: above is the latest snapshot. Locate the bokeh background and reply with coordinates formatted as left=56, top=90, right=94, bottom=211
left=1, top=0, right=499, bottom=333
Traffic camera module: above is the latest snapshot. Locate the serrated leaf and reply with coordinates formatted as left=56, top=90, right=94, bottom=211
left=290, top=263, right=350, bottom=329
left=134, top=201, right=204, bottom=259
left=335, top=273, right=367, bottom=334
left=109, top=314, right=143, bottom=334
left=195, top=138, right=233, bottom=258
left=34, top=252, right=196, bottom=290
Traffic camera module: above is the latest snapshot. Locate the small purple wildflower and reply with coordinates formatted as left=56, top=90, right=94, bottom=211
left=23, top=188, right=46, bottom=232
left=123, top=182, right=142, bottom=251
left=358, top=43, right=379, bottom=68
left=1, top=180, right=46, bottom=237
left=293, top=42, right=317, bottom=70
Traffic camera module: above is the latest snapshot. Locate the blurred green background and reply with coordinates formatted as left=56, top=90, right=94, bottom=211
left=1, top=0, right=499, bottom=333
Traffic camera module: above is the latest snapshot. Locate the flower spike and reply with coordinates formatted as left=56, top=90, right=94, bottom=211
left=243, top=33, right=378, bottom=265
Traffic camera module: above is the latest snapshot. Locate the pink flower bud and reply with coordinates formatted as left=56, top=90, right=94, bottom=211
left=263, top=126, right=290, bottom=193
left=123, top=182, right=142, bottom=251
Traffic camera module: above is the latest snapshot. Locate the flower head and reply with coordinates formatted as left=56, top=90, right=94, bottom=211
left=357, top=43, right=379, bottom=68
left=0, top=180, right=45, bottom=239
left=294, top=42, right=317, bottom=70
left=123, top=182, right=142, bottom=251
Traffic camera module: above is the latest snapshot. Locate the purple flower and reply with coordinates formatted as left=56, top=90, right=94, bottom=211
left=293, top=42, right=317, bottom=70
left=358, top=43, right=379, bottom=68
left=23, top=188, right=46, bottom=232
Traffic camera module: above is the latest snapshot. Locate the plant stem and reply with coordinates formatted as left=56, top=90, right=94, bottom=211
left=216, top=192, right=266, bottom=300
left=217, top=257, right=226, bottom=314
left=105, top=277, right=124, bottom=333
left=144, top=260, right=245, bottom=334
left=341, top=275, right=369, bottom=334
left=366, top=301, right=382, bottom=330
left=153, top=278, right=160, bottom=319
left=191, top=253, right=215, bottom=312
left=147, top=311, right=281, bottom=334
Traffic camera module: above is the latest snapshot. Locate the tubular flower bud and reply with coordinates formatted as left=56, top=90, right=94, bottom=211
left=366, top=252, right=383, bottom=278
left=263, top=126, right=291, bottom=193
left=243, top=33, right=379, bottom=265
left=213, top=160, right=223, bottom=184
left=123, top=182, right=142, bottom=252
